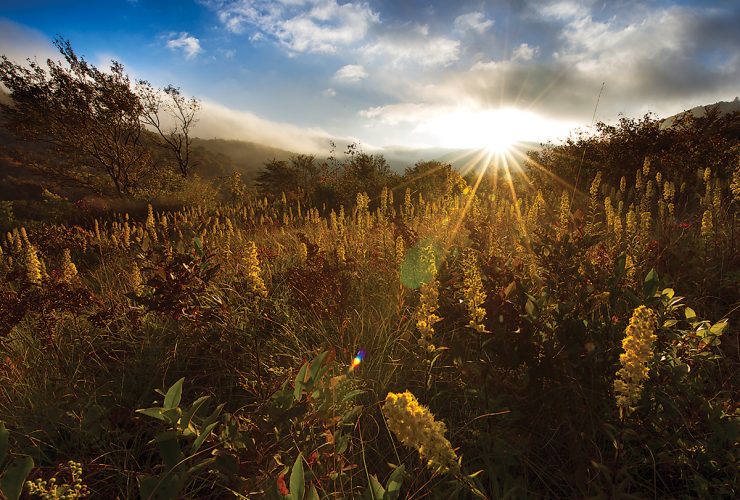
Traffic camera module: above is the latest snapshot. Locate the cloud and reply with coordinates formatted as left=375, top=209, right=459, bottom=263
left=193, top=99, right=346, bottom=153
left=453, top=12, right=493, bottom=34
left=323, top=88, right=337, bottom=97
left=166, top=32, right=202, bottom=59
left=0, top=18, right=58, bottom=65
left=333, top=64, right=368, bottom=82
left=512, top=43, right=538, bottom=61
left=359, top=25, right=460, bottom=68
left=450, top=2, right=740, bottom=122
left=359, top=102, right=447, bottom=126
left=206, top=0, right=379, bottom=54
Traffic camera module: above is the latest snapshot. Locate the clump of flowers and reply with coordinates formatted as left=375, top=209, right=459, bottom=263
left=245, top=240, right=268, bottom=298
left=383, top=391, right=459, bottom=473
left=60, top=248, right=78, bottom=283
left=614, top=305, right=658, bottom=414
left=24, top=244, right=43, bottom=285
left=26, top=460, right=90, bottom=499
left=415, top=245, right=441, bottom=350
left=461, top=249, right=487, bottom=333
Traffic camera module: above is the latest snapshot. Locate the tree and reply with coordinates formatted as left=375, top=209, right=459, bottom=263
left=256, top=154, right=328, bottom=204
left=338, top=146, right=398, bottom=207
left=138, top=82, right=200, bottom=177
left=0, top=39, right=151, bottom=195
left=0, top=38, right=199, bottom=196
left=402, top=161, right=467, bottom=202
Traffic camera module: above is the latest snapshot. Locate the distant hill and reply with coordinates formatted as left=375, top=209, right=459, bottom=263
left=661, top=98, right=740, bottom=128
left=191, top=137, right=296, bottom=181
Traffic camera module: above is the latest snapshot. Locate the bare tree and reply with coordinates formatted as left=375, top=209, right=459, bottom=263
left=138, top=82, right=200, bottom=177
left=0, top=38, right=154, bottom=196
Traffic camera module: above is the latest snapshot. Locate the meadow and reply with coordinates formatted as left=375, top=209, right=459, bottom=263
left=0, top=136, right=738, bottom=499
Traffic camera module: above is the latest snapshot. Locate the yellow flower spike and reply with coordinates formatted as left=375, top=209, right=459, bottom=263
left=60, top=248, right=78, bottom=283
left=461, top=250, right=487, bottom=333
left=245, top=240, right=268, bottom=298
left=614, top=305, right=657, bottom=414
left=384, top=391, right=459, bottom=474
left=24, top=244, right=43, bottom=285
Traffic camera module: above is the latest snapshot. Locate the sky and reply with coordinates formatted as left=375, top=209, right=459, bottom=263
left=1, top=0, right=739, bottom=155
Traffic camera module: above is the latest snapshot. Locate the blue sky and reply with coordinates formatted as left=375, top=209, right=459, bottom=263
left=1, top=0, right=738, bottom=153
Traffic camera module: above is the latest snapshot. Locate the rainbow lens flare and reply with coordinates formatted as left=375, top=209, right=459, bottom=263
left=349, top=349, right=366, bottom=372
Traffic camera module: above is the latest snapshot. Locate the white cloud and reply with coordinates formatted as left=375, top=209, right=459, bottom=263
left=512, top=43, right=538, bottom=61
left=0, top=19, right=57, bottom=65
left=453, top=12, right=493, bottom=34
left=193, top=99, right=341, bottom=153
left=359, top=103, right=447, bottom=125
left=541, top=1, right=591, bottom=20
left=208, top=0, right=379, bottom=54
left=166, top=32, right=202, bottom=59
left=360, top=27, right=460, bottom=67
left=333, top=64, right=368, bottom=82
left=323, top=87, right=337, bottom=97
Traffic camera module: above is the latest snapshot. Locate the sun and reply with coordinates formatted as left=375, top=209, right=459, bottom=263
left=416, top=107, right=573, bottom=155
left=483, top=127, right=518, bottom=154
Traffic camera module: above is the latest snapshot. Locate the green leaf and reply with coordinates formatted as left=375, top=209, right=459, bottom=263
left=685, top=307, right=697, bottom=322
left=155, top=431, right=184, bottom=470
left=181, top=396, right=211, bottom=431
left=385, top=465, right=405, bottom=499
left=201, top=403, right=225, bottom=427
left=0, top=455, right=33, bottom=500
left=193, top=236, right=203, bottom=256
left=367, top=474, right=386, bottom=500
left=341, top=389, right=365, bottom=402
left=306, top=485, right=320, bottom=500
left=525, top=299, right=535, bottom=317
left=709, top=319, right=728, bottom=337
left=308, top=351, right=329, bottom=385
left=0, top=422, right=8, bottom=466
left=191, top=422, right=218, bottom=454
left=294, top=363, right=308, bottom=401
left=290, top=454, right=304, bottom=500
left=662, top=319, right=678, bottom=328
left=135, top=407, right=167, bottom=422
left=164, top=378, right=185, bottom=410
left=643, top=269, right=659, bottom=299
left=341, top=405, right=363, bottom=424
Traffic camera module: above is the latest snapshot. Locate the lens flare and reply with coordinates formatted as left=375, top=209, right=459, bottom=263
left=349, top=349, right=366, bottom=372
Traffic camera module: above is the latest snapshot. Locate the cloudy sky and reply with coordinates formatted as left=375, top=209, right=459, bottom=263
left=1, top=0, right=738, bottom=154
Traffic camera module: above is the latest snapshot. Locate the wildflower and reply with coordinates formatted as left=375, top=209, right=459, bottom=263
left=60, top=248, right=78, bottom=283
left=558, top=190, right=570, bottom=235
left=26, top=460, right=89, bottom=499
left=145, top=204, right=157, bottom=242
left=461, top=250, right=487, bottom=333
left=700, top=210, right=713, bottom=245
left=395, top=235, right=405, bottom=265
left=298, top=242, right=308, bottom=263
left=245, top=240, right=268, bottom=298
left=383, top=391, right=459, bottom=473
left=620, top=176, right=627, bottom=193
left=336, top=243, right=346, bottom=263
left=130, top=263, right=143, bottom=294
left=614, top=306, right=657, bottom=413
left=415, top=245, right=441, bottom=349
left=24, top=244, right=42, bottom=285
left=589, top=171, right=602, bottom=199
